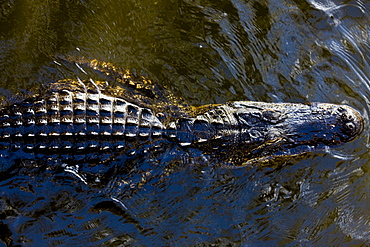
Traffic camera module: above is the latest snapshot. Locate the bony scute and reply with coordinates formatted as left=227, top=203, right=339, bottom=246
left=0, top=78, right=363, bottom=163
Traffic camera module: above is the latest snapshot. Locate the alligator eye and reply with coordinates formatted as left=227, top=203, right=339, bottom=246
left=262, top=109, right=281, bottom=123
left=344, top=122, right=355, bottom=133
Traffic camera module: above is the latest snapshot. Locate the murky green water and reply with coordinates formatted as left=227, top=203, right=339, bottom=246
left=0, top=0, right=369, bottom=246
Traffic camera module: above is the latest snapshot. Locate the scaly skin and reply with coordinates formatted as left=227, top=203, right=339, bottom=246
left=0, top=81, right=363, bottom=164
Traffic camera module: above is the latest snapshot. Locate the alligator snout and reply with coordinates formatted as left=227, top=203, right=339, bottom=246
left=219, top=101, right=363, bottom=150
left=336, top=105, right=363, bottom=142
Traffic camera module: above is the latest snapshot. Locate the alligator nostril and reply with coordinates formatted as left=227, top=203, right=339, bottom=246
left=344, top=122, right=355, bottom=133
left=341, top=113, right=354, bottom=122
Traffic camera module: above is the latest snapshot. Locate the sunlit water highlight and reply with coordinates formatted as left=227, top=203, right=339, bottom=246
left=0, top=0, right=369, bottom=246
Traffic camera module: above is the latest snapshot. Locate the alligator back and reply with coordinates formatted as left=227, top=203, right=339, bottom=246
left=0, top=81, right=165, bottom=157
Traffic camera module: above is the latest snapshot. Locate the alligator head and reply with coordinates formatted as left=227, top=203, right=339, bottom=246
left=183, top=101, right=363, bottom=163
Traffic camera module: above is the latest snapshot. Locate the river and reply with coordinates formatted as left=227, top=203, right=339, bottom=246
left=0, top=0, right=369, bottom=246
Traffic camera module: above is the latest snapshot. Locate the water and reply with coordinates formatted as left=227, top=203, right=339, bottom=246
left=0, top=0, right=369, bottom=246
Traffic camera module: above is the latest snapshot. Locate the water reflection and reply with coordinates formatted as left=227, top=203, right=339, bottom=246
left=0, top=0, right=369, bottom=246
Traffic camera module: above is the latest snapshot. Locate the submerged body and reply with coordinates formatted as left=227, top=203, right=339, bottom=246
left=0, top=79, right=363, bottom=165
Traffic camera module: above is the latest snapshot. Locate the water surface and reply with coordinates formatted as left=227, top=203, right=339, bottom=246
left=0, top=0, right=369, bottom=246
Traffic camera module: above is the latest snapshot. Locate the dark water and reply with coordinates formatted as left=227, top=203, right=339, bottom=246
left=0, top=0, right=370, bottom=246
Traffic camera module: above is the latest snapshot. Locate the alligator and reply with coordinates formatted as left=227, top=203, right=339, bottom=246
left=0, top=60, right=363, bottom=171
